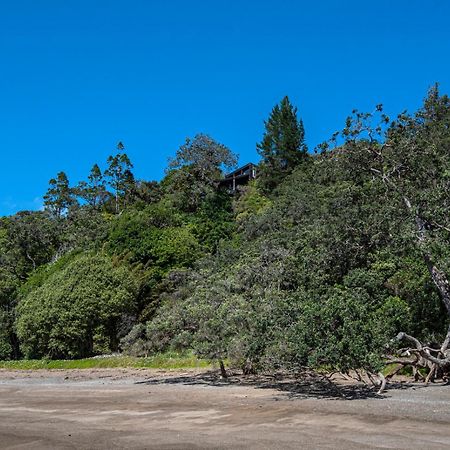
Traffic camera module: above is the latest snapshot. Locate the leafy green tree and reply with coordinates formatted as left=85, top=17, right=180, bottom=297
left=0, top=211, right=59, bottom=276
left=43, top=171, right=77, bottom=217
left=323, top=85, right=450, bottom=374
left=257, top=96, right=308, bottom=193
left=16, top=253, right=138, bottom=359
left=164, top=134, right=238, bottom=212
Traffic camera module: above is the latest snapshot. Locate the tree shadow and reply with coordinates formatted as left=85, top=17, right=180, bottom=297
left=135, top=370, right=422, bottom=400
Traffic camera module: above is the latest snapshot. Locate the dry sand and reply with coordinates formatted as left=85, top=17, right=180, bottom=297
left=0, top=368, right=449, bottom=449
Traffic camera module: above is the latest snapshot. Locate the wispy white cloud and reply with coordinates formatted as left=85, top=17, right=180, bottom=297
left=32, top=197, right=44, bottom=211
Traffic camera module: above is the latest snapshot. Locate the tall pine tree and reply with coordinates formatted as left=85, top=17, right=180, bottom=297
left=257, top=96, right=308, bottom=193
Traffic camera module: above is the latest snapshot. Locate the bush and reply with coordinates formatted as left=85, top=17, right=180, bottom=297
left=16, top=253, right=138, bottom=359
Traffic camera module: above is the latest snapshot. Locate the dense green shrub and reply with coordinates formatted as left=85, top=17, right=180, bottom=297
left=16, top=253, right=138, bottom=359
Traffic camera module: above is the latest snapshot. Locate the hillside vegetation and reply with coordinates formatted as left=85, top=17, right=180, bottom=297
left=1, top=88, right=450, bottom=384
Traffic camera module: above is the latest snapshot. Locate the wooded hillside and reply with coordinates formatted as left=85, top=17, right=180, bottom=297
left=1, top=87, right=449, bottom=384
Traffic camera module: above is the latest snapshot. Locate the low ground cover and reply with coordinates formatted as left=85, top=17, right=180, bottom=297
left=0, top=352, right=211, bottom=370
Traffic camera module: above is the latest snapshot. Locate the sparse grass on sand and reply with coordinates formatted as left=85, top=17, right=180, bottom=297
left=0, top=352, right=212, bottom=370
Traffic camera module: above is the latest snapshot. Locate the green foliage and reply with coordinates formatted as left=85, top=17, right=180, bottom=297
left=280, top=288, right=410, bottom=373
left=233, top=182, right=272, bottom=225
left=107, top=205, right=200, bottom=271
left=145, top=89, right=450, bottom=374
left=257, top=96, right=308, bottom=193
left=76, top=163, right=108, bottom=208
left=2, top=87, right=450, bottom=378
left=0, top=310, right=13, bottom=360
left=1, top=211, right=59, bottom=276
left=190, top=191, right=235, bottom=251
left=132, top=180, right=162, bottom=206
left=104, top=144, right=135, bottom=213
left=44, top=171, right=77, bottom=217
left=60, top=206, right=109, bottom=252
left=16, top=253, right=138, bottom=359
left=164, top=134, right=238, bottom=212
left=168, top=133, right=237, bottom=178
left=18, top=251, right=80, bottom=297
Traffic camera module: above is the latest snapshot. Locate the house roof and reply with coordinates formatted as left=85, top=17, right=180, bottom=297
left=224, top=162, right=256, bottom=179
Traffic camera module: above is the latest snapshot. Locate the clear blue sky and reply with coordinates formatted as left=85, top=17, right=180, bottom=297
left=1, top=0, right=449, bottom=215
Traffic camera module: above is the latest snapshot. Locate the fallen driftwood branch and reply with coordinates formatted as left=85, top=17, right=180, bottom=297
left=377, top=372, right=386, bottom=394
left=396, top=326, right=450, bottom=368
left=376, top=326, right=450, bottom=392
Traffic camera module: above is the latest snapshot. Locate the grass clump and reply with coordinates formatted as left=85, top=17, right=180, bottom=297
left=0, top=352, right=211, bottom=370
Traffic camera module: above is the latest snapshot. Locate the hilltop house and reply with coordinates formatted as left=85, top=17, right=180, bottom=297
left=219, top=163, right=257, bottom=192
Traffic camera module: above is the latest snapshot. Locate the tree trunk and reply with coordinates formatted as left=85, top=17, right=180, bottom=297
left=219, top=360, right=228, bottom=379
left=403, top=196, right=450, bottom=316
left=422, top=255, right=450, bottom=316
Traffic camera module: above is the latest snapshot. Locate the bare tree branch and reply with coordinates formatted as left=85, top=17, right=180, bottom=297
left=396, top=332, right=450, bottom=367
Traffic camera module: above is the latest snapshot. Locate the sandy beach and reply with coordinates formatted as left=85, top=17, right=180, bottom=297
left=0, top=369, right=449, bottom=449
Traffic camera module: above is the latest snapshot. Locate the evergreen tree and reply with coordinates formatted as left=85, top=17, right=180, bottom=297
left=104, top=142, right=134, bottom=213
left=43, top=171, right=77, bottom=218
left=257, top=96, right=308, bottom=192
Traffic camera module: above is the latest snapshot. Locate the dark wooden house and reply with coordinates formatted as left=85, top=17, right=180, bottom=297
left=219, top=163, right=257, bottom=192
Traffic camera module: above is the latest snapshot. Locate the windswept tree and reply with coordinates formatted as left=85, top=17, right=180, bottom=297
left=43, top=171, right=77, bottom=218
left=104, top=142, right=135, bottom=214
left=257, top=96, right=308, bottom=193
left=323, top=85, right=450, bottom=382
left=164, top=133, right=238, bottom=211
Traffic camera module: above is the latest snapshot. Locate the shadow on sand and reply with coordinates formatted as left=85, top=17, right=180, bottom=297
left=136, top=370, right=422, bottom=400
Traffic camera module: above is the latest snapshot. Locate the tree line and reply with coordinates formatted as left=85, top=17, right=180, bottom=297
left=1, top=88, right=449, bottom=386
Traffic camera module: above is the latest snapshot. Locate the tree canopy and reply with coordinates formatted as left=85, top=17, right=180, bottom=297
left=16, top=253, right=138, bottom=359
left=257, top=96, right=308, bottom=193
left=1, top=89, right=450, bottom=390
